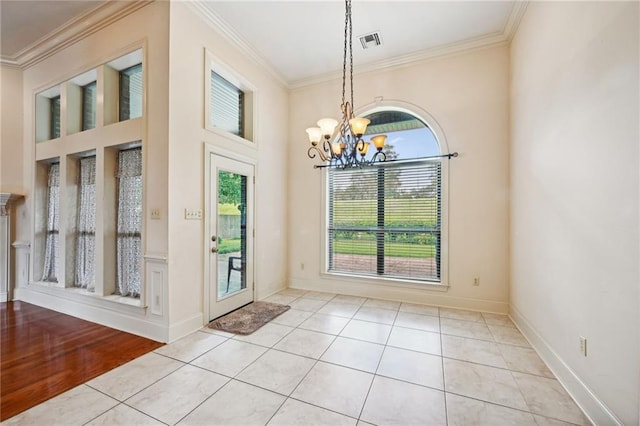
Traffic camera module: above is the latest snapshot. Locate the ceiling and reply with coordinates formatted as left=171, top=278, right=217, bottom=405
left=0, top=0, right=520, bottom=86
left=0, top=1, right=105, bottom=59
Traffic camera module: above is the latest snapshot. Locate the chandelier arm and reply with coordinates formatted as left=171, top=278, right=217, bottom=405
left=322, top=139, right=335, bottom=160
left=351, top=138, right=358, bottom=158
left=371, top=151, right=387, bottom=163
left=307, top=146, right=329, bottom=162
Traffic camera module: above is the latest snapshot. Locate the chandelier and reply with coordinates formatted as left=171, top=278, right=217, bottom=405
left=306, top=0, right=387, bottom=169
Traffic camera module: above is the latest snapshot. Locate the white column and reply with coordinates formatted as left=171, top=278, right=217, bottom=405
left=12, top=241, right=30, bottom=292
left=0, top=193, right=24, bottom=302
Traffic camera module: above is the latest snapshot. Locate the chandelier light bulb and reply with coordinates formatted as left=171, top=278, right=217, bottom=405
left=349, top=117, right=370, bottom=137
left=317, top=118, right=339, bottom=139
left=306, top=127, right=322, bottom=145
left=358, top=141, right=370, bottom=156
left=371, top=135, right=387, bottom=150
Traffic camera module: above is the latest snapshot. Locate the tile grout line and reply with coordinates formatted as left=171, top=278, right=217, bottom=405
left=186, top=295, right=315, bottom=426
left=86, top=353, right=188, bottom=402
left=262, top=300, right=351, bottom=426
left=268, top=303, right=351, bottom=422
left=77, top=388, right=121, bottom=426
left=355, top=301, right=401, bottom=423
left=59, top=291, right=569, bottom=425
left=171, top=374, right=234, bottom=425
left=438, top=307, right=450, bottom=426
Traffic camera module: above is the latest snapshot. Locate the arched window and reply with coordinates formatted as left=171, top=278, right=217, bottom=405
left=326, top=108, right=447, bottom=284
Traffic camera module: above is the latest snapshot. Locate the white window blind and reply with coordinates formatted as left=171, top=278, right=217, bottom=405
left=210, top=71, right=244, bottom=137
left=82, top=81, right=97, bottom=131
left=119, top=64, right=143, bottom=121
left=51, top=96, right=61, bottom=139
left=328, top=160, right=442, bottom=281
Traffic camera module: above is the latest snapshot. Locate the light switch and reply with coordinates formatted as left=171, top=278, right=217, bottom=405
left=185, top=209, right=203, bottom=220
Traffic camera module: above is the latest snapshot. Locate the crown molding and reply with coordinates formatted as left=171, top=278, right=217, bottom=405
left=289, top=32, right=509, bottom=90
left=187, top=1, right=288, bottom=89
left=0, top=0, right=152, bottom=69
left=1, top=0, right=530, bottom=88
left=0, top=59, right=20, bottom=69
left=290, top=1, right=529, bottom=90
left=503, top=1, right=529, bottom=41
left=190, top=0, right=529, bottom=90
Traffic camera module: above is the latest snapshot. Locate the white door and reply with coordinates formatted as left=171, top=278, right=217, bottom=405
left=208, top=153, right=254, bottom=321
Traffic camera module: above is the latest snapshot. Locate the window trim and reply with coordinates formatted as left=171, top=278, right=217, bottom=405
left=321, top=102, right=450, bottom=288
left=204, top=49, right=258, bottom=148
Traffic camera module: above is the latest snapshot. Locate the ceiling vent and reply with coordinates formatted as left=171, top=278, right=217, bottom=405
left=358, top=32, right=382, bottom=49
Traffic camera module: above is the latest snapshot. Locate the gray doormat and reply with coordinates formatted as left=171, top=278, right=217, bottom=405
left=208, top=301, right=290, bottom=335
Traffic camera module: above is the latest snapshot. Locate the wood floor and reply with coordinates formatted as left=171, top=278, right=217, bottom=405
left=0, top=301, right=163, bottom=421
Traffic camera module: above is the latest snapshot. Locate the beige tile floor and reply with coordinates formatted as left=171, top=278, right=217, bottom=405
left=4, top=289, right=592, bottom=426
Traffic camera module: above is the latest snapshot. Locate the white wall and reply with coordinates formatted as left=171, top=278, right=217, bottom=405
left=1, top=66, right=24, bottom=194
left=510, top=2, right=639, bottom=424
left=288, top=45, right=511, bottom=312
left=0, top=66, right=25, bottom=302
left=4, top=0, right=289, bottom=342
left=167, top=3, right=289, bottom=329
left=11, top=1, right=172, bottom=341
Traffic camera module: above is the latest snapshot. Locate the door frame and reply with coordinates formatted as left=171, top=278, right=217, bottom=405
left=203, top=143, right=256, bottom=323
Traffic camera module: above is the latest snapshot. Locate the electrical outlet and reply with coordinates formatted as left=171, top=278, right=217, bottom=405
left=579, top=336, right=587, bottom=357
left=473, top=277, right=480, bottom=286
left=185, top=209, right=203, bottom=220
left=150, top=209, right=161, bottom=219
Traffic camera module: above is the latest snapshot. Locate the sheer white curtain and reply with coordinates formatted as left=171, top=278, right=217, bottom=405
left=75, top=156, right=96, bottom=290
left=117, top=148, right=142, bottom=297
left=42, top=163, right=60, bottom=282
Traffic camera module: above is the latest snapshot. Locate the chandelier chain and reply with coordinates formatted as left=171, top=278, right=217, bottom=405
left=341, top=0, right=349, bottom=107
left=348, top=0, right=354, bottom=110
left=306, top=0, right=390, bottom=169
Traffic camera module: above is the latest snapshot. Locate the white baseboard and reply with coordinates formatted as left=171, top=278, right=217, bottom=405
left=510, top=305, right=622, bottom=426
left=15, top=286, right=168, bottom=342
left=288, top=277, right=509, bottom=313
left=0, top=292, right=7, bottom=302
left=168, top=312, right=203, bottom=343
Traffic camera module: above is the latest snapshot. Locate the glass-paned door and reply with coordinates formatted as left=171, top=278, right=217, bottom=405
left=208, top=154, right=254, bottom=320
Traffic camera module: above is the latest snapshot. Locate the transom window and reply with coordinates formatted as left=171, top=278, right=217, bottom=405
left=205, top=51, right=255, bottom=143
left=82, top=81, right=97, bottom=131
left=119, top=63, right=143, bottom=121
left=210, top=71, right=244, bottom=137
left=50, top=95, right=61, bottom=139
left=327, top=110, right=445, bottom=283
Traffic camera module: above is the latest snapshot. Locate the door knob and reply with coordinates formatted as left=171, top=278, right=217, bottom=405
left=211, top=247, right=218, bottom=253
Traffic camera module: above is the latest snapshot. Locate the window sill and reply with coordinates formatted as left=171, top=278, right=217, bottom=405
left=320, top=271, right=449, bottom=292
left=28, top=281, right=147, bottom=314
left=65, top=287, right=142, bottom=307
left=204, top=125, right=257, bottom=149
